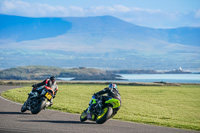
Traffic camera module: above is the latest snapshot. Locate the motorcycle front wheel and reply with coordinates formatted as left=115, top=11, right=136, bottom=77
left=80, top=110, right=87, bottom=122
left=21, top=101, right=27, bottom=113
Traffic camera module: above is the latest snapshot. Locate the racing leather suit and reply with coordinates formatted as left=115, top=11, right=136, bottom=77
left=33, top=79, right=58, bottom=104
left=94, top=87, right=121, bottom=114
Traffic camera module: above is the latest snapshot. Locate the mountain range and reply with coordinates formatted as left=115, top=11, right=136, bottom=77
left=0, top=14, right=200, bottom=70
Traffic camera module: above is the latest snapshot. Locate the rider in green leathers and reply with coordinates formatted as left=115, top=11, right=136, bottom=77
left=93, top=83, right=121, bottom=116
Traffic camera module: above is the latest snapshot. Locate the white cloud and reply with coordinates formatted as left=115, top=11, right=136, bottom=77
left=0, top=0, right=200, bottom=28
left=0, top=0, right=68, bottom=17
left=195, top=9, right=200, bottom=18
left=131, top=7, right=161, bottom=14
left=113, top=5, right=131, bottom=12
left=0, top=0, right=17, bottom=12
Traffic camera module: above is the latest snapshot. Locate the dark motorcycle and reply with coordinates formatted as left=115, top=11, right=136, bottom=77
left=21, top=86, right=54, bottom=114
left=80, top=95, right=120, bottom=124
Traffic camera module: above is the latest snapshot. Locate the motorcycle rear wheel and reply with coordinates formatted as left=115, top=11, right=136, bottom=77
left=96, top=106, right=113, bottom=124
left=31, top=99, right=46, bottom=114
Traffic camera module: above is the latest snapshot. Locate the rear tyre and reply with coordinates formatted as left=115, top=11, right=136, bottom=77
left=96, top=106, right=113, bottom=124
left=21, top=101, right=27, bottom=113
left=31, top=100, right=46, bottom=114
left=80, top=111, right=87, bottom=122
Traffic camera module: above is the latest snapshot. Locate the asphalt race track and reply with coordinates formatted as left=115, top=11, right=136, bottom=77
left=0, top=85, right=199, bottom=133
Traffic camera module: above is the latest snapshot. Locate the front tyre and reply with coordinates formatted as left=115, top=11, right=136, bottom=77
left=21, top=101, right=27, bottom=113
left=31, top=99, right=46, bottom=114
left=96, top=106, right=113, bottom=124
left=80, top=111, right=87, bottom=122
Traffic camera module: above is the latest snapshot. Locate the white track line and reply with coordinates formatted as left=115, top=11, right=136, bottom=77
left=0, top=95, right=22, bottom=105
left=0, top=90, right=80, bottom=116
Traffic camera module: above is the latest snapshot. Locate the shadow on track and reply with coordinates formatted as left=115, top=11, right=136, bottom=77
left=0, top=112, right=31, bottom=115
left=20, top=120, right=96, bottom=124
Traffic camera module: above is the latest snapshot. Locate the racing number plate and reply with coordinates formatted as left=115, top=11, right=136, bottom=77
left=45, top=92, right=52, bottom=100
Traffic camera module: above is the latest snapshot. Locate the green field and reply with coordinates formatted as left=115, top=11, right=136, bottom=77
left=2, top=84, right=200, bottom=131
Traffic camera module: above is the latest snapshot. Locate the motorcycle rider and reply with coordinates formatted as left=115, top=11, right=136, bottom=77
left=31, top=76, right=58, bottom=106
left=93, top=83, right=121, bottom=116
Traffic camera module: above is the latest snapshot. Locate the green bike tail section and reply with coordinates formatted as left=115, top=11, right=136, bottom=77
left=105, top=98, right=120, bottom=108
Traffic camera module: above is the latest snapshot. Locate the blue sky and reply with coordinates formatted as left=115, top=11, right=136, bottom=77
left=0, top=0, right=200, bottom=28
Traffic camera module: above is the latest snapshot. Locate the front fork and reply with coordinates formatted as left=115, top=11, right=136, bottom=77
left=87, top=100, right=103, bottom=120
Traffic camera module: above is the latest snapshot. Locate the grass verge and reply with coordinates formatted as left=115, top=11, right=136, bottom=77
left=2, top=84, right=200, bottom=131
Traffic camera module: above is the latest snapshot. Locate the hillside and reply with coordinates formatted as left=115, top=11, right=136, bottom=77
left=0, top=14, right=72, bottom=43
left=0, top=66, right=120, bottom=80
left=64, top=16, right=200, bottom=46
left=1, top=14, right=199, bottom=46
left=0, top=14, right=200, bottom=70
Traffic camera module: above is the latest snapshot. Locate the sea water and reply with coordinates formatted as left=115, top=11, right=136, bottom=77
left=57, top=74, right=200, bottom=83
left=119, top=74, right=200, bottom=83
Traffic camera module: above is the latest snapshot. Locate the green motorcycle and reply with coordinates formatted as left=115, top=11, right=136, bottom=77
left=80, top=95, right=120, bottom=124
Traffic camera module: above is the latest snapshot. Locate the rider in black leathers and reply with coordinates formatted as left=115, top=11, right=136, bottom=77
left=32, top=76, right=58, bottom=105
left=93, top=83, right=121, bottom=115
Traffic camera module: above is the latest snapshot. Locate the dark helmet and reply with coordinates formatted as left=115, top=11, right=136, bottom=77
left=108, top=83, right=117, bottom=89
left=50, top=76, right=56, bottom=82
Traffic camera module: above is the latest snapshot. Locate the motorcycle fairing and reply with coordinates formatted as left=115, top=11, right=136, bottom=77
left=105, top=98, right=120, bottom=108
